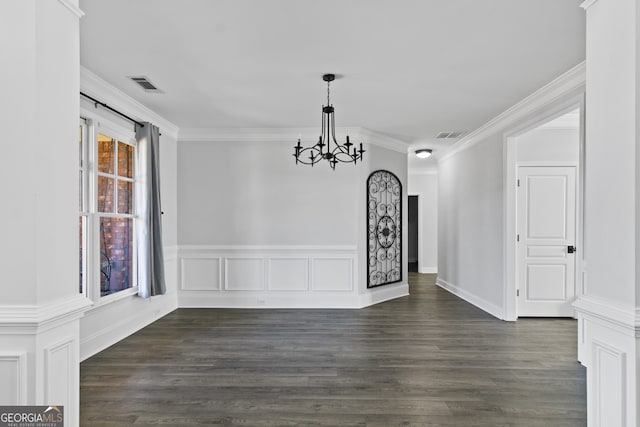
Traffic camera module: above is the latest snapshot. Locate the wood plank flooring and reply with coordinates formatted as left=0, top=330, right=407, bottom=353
left=80, top=273, right=586, bottom=426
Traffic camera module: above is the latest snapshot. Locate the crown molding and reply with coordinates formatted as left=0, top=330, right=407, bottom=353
left=438, top=61, right=585, bottom=163
left=80, top=66, right=180, bottom=139
left=357, top=127, right=410, bottom=154
left=57, top=0, right=84, bottom=18
left=179, top=127, right=322, bottom=143
left=580, top=0, right=600, bottom=10
left=178, top=127, right=410, bottom=154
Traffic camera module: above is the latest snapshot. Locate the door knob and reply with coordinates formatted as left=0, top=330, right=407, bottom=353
left=567, top=245, right=576, bottom=254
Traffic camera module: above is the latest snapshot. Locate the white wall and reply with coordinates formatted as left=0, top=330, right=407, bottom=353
left=436, top=63, right=585, bottom=320
left=438, top=137, right=505, bottom=315
left=177, top=132, right=409, bottom=308
left=408, top=172, right=438, bottom=273
left=178, top=140, right=358, bottom=246
left=516, top=128, right=579, bottom=163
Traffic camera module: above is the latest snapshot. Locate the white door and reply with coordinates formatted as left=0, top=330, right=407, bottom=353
left=517, top=166, right=576, bottom=317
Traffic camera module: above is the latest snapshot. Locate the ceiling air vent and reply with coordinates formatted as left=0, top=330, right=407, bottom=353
left=436, top=131, right=464, bottom=139
left=129, top=76, right=163, bottom=93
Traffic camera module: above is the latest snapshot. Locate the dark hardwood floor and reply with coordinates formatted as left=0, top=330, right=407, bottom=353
left=80, top=273, right=586, bottom=426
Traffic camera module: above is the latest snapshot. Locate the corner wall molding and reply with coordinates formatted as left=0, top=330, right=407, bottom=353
left=80, top=67, right=180, bottom=139
left=573, top=296, right=640, bottom=337
left=0, top=295, right=92, bottom=334
left=56, top=0, right=85, bottom=18
left=178, top=127, right=410, bottom=154
left=438, top=61, right=586, bottom=163
left=580, top=0, right=601, bottom=10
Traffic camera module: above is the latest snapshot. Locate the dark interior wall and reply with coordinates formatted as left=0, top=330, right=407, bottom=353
left=408, top=195, right=418, bottom=263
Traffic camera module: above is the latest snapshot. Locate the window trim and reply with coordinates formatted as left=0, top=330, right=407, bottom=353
left=79, top=119, right=89, bottom=296
left=80, top=113, right=139, bottom=305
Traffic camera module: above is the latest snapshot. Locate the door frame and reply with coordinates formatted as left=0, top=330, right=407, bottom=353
left=407, top=193, right=423, bottom=273
left=503, top=93, right=585, bottom=321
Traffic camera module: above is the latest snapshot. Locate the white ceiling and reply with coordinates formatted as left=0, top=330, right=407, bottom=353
left=79, top=0, right=585, bottom=169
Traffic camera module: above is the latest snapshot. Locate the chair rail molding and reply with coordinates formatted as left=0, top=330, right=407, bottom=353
left=0, top=294, right=92, bottom=334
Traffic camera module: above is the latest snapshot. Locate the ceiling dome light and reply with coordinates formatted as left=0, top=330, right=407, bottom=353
left=415, top=149, right=432, bottom=159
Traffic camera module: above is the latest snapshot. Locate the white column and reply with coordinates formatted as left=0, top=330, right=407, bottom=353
left=573, top=0, right=640, bottom=425
left=0, top=1, right=90, bottom=426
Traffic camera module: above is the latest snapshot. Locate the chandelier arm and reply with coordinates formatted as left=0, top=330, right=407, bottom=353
left=331, top=149, right=359, bottom=163
left=296, top=146, right=322, bottom=157
left=332, top=142, right=352, bottom=155
left=294, top=156, right=323, bottom=166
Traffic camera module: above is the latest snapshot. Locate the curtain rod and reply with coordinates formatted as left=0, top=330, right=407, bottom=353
left=80, top=92, right=145, bottom=128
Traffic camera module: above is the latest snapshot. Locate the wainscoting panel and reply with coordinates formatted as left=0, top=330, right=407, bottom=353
left=592, top=340, right=626, bottom=427
left=0, top=353, right=26, bottom=404
left=573, top=296, right=638, bottom=426
left=225, top=258, right=265, bottom=291
left=267, top=258, right=308, bottom=291
left=311, top=258, right=353, bottom=291
left=44, top=338, right=74, bottom=409
left=181, top=257, right=221, bottom=291
left=178, top=246, right=364, bottom=308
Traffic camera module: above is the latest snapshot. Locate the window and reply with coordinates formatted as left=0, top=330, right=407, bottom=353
left=97, top=134, right=136, bottom=296
left=80, top=118, right=138, bottom=300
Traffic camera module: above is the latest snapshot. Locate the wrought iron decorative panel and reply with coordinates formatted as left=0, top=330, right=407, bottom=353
left=367, top=170, right=402, bottom=288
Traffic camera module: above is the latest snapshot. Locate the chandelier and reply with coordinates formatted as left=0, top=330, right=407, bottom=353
left=293, top=74, right=365, bottom=170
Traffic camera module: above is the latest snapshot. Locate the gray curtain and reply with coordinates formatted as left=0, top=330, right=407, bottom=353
left=136, top=122, right=166, bottom=298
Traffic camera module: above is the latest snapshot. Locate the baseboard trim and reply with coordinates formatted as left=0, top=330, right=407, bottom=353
left=179, top=291, right=362, bottom=309
left=360, top=283, right=409, bottom=307
left=419, top=267, right=437, bottom=274
left=436, top=278, right=504, bottom=320
left=80, top=294, right=177, bottom=361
